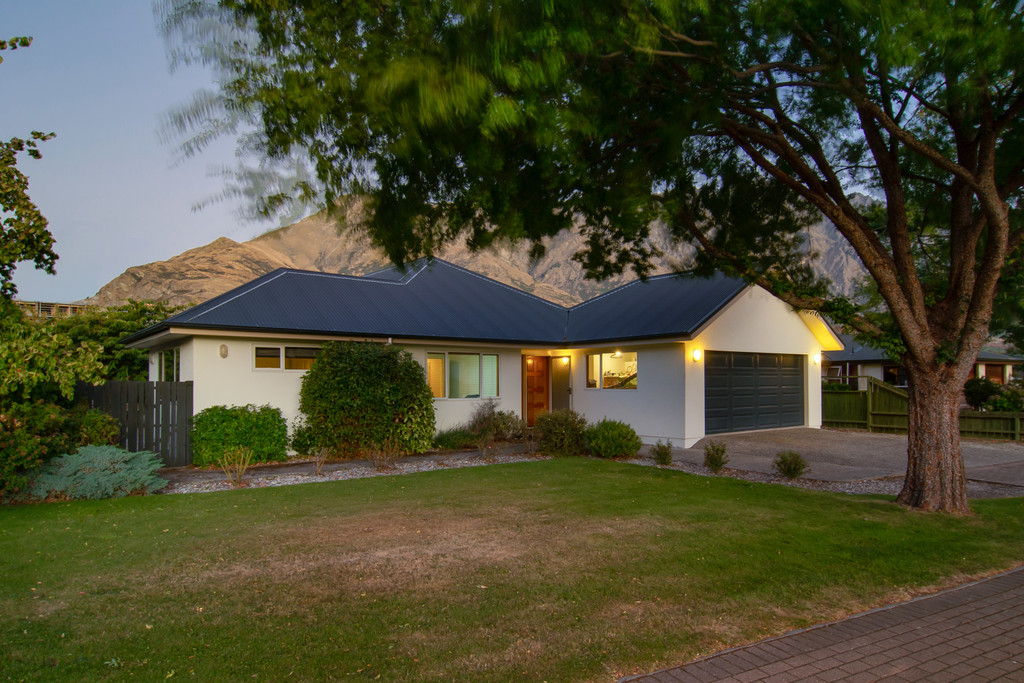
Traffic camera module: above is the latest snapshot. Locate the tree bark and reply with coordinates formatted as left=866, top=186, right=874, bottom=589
left=896, top=367, right=971, bottom=514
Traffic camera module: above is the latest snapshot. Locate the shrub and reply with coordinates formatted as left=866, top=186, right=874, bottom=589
left=0, top=401, right=77, bottom=495
left=703, top=440, right=729, bottom=473
left=219, top=446, right=253, bottom=488
left=299, top=342, right=435, bottom=457
left=650, top=440, right=674, bottom=465
left=433, top=428, right=478, bottom=451
left=191, top=404, right=288, bottom=467
left=585, top=419, right=642, bottom=459
left=773, top=451, right=809, bottom=479
left=534, top=409, right=588, bottom=457
left=28, top=445, right=167, bottom=501
left=964, top=377, right=1001, bottom=410
left=821, top=381, right=854, bottom=391
left=289, top=418, right=317, bottom=456
left=985, top=381, right=1024, bottom=412
left=467, top=399, right=526, bottom=454
left=70, top=406, right=120, bottom=446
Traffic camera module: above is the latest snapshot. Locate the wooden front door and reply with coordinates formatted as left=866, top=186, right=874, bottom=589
left=524, top=356, right=550, bottom=426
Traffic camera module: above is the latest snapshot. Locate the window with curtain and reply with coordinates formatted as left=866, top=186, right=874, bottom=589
left=427, top=353, right=445, bottom=398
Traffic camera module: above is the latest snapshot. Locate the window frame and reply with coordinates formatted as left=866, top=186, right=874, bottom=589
left=252, top=344, right=320, bottom=372
left=585, top=351, right=638, bottom=390
left=158, top=347, right=180, bottom=382
left=426, top=351, right=500, bottom=399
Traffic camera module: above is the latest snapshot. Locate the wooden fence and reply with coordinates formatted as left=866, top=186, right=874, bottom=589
left=76, top=380, right=193, bottom=467
left=823, top=376, right=1024, bottom=441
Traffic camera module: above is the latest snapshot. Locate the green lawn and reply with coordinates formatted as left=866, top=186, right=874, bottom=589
left=2, top=459, right=1023, bottom=681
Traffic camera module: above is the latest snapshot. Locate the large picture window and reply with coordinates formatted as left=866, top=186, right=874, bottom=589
left=586, top=351, right=638, bottom=390
left=427, top=352, right=499, bottom=398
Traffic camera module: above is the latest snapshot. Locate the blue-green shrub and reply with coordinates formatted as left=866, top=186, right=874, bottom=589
left=585, top=419, right=642, bottom=459
left=191, top=404, right=288, bottom=467
left=28, top=445, right=167, bottom=501
left=534, top=409, right=588, bottom=457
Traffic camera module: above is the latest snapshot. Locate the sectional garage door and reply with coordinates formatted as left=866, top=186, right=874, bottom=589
left=705, top=352, right=805, bottom=434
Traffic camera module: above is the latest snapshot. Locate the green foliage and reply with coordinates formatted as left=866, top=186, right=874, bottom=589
left=288, top=417, right=316, bottom=456
left=985, top=381, right=1024, bottom=413
left=650, top=440, right=673, bottom=466
left=69, top=405, right=120, bottom=447
left=299, top=342, right=435, bottom=457
left=0, top=36, right=56, bottom=299
left=822, top=381, right=855, bottom=392
left=703, top=440, right=729, bottom=474
left=0, top=304, right=104, bottom=403
left=26, top=445, right=166, bottom=501
left=964, top=378, right=1001, bottom=411
left=584, top=419, right=642, bottom=460
left=45, top=301, right=185, bottom=381
left=773, top=451, right=809, bottom=480
left=0, top=401, right=73, bottom=494
left=190, top=404, right=288, bottom=467
left=534, top=410, right=588, bottom=458
left=433, top=428, right=477, bottom=451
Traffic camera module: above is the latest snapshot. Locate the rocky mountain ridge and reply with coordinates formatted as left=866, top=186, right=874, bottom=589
left=83, top=206, right=865, bottom=309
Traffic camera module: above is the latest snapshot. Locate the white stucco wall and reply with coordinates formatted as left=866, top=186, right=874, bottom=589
left=150, top=337, right=523, bottom=437
left=559, top=286, right=830, bottom=448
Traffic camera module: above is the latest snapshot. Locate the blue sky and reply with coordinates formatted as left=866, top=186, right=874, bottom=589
left=3, top=1, right=259, bottom=302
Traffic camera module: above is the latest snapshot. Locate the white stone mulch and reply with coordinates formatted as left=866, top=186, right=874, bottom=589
left=160, top=453, right=1024, bottom=499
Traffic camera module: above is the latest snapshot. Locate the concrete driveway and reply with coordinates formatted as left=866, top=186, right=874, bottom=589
left=685, top=427, right=1024, bottom=486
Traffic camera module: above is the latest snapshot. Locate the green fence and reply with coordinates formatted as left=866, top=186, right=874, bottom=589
left=822, top=376, right=1024, bottom=441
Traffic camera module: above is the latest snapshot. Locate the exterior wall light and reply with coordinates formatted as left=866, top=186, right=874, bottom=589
left=692, top=348, right=702, bottom=363
left=219, top=344, right=229, bottom=359
left=813, top=353, right=821, bottom=365
left=560, top=356, right=570, bottom=366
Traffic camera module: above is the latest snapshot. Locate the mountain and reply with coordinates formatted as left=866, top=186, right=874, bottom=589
left=83, top=203, right=865, bottom=308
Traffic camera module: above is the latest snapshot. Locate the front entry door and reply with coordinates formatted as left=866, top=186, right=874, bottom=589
left=551, top=357, right=571, bottom=412
left=524, top=356, right=550, bottom=426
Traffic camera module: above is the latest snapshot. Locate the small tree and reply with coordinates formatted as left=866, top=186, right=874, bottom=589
left=298, top=342, right=435, bottom=457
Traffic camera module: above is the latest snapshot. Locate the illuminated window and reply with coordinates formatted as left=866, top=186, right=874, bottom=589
left=427, top=353, right=445, bottom=398
left=255, top=346, right=319, bottom=370
left=585, top=351, right=638, bottom=390
left=427, top=352, right=499, bottom=398
left=284, top=347, right=318, bottom=370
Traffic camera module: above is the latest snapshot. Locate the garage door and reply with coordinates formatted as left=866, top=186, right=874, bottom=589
left=705, top=352, right=805, bottom=434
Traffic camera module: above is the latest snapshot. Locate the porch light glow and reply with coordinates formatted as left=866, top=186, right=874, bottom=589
left=560, top=357, right=569, bottom=365
left=692, top=348, right=702, bottom=363
left=614, top=350, right=622, bottom=357
left=813, top=353, right=821, bottom=365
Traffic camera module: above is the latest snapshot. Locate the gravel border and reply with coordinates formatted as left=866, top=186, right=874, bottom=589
left=160, top=452, right=1024, bottom=499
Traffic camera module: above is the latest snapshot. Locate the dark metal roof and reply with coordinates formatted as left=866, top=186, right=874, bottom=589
left=565, top=271, right=749, bottom=344
left=123, top=259, right=751, bottom=347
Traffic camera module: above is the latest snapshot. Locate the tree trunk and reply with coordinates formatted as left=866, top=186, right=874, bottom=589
left=896, top=368, right=971, bottom=514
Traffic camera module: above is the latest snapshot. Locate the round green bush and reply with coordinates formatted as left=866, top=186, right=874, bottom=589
left=964, top=377, right=1001, bottom=410
left=585, top=419, right=642, bottom=459
left=773, top=450, right=809, bottom=479
left=534, top=409, right=588, bottom=457
left=191, top=404, right=288, bottom=467
left=298, top=342, right=435, bottom=457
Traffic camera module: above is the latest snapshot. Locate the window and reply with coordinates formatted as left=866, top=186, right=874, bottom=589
left=254, top=346, right=319, bottom=370
left=426, top=352, right=499, bottom=398
left=427, top=353, right=445, bottom=398
left=585, top=351, right=637, bottom=390
left=158, top=347, right=180, bottom=382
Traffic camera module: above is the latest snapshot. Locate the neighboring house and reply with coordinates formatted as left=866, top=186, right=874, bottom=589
left=123, top=259, right=842, bottom=448
left=824, top=333, right=1021, bottom=389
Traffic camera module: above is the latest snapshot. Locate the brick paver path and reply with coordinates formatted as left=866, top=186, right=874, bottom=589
left=622, top=566, right=1024, bottom=682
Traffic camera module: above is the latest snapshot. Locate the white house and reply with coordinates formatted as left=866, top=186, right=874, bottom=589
left=123, top=259, right=842, bottom=448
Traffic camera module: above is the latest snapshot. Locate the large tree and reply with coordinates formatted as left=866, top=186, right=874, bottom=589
left=0, top=36, right=57, bottom=300
left=162, top=0, right=1023, bottom=513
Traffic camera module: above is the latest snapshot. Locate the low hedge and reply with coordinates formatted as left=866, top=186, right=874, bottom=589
left=191, top=404, right=288, bottom=467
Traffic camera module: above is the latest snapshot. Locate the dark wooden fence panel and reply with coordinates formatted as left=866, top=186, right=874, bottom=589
left=76, top=381, right=193, bottom=467
left=823, top=377, right=1024, bottom=441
